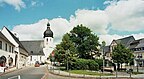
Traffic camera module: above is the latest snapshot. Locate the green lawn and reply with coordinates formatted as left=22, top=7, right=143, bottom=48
left=68, top=70, right=114, bottom=76
left=132, top=72, right=144, bottom=75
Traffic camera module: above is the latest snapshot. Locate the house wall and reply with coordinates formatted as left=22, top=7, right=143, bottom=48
left=27, top=55, right=45, bottom=66
left=1, top=27, right=28, bottom=68
left=0, top=38, right=15, bottom=67
left=1, top=27, right=19, bottom=47
left=133, top=50, right=144, bottom=66
left=19, top=48, right=28, bottom=68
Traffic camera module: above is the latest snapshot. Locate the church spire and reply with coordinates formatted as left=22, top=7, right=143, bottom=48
left=43, top=22, right=53, bottom=38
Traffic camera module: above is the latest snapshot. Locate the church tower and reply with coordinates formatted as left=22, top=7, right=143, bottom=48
left=43, top=22, right=53, bottom=49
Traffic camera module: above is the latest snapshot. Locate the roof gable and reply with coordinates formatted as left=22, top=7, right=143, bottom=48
left=114, top=36, right=135, bottom=47
left=1, top=26, right=28, bottom=55
left=0, top=31, right=14, bottom=46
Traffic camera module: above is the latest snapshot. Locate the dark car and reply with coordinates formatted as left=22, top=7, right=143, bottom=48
left=35, top=61, right=40, bottom=67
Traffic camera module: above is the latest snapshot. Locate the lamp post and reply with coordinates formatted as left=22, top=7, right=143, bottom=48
left=102, top=41, right=106, bottom=73
left=103, top=48, right=105, bottom=73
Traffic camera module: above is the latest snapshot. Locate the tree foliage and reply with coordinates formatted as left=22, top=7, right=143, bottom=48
left=69, top=24, right=100, bottom=59
left=112, top=44, right=134, bottom=69
left=53, top=24, right=100, bottom=70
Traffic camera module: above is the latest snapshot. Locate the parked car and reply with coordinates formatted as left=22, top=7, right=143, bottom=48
left=35, top=61, right=40, bottom=67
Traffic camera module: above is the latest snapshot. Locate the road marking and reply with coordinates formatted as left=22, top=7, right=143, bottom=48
left=8, top=75, right=21, bottom=79
left=41, top=66, right=49, bottom=79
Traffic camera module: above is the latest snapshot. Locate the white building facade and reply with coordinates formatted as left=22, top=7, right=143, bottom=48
left=0, top=32, right=16, bottom=68
left=1, top=27, right=28, bottom=68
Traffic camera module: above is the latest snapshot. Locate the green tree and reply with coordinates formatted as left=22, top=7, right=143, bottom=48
left=55, top=33, right=77, bottom=68
left=53, top=44, right=65, bottom=63
left=69, top=24, right=100, bottom=59
left=112, top=44, right=134, bottom=70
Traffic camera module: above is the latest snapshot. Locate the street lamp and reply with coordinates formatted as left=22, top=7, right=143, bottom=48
left=102, top=46, right=105, bottom=73
left=101, top=41, right=106, bottom=73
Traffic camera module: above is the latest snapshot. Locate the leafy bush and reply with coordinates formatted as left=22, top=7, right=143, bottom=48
left=71, top=59, right=99, bottom=71
left=74, top=59, right=89, bottom=70
left=95, top=59, right=103, bottom=68
left=88, top=60, right=99, bottom=71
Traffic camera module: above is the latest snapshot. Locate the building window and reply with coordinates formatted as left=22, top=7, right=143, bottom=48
left=5, top=43, right=7, bottom=51
left=31, top=51, right=33, bottom=53
left=12, top=47, right=13, bottom=53
left=40, top=56, right=41, bottom=61
left=137, top=54, right=142, bottom=58
left=0, top=41, right=2, bottom=49
left=143, top=47, right=144, bottom=50
left=9, top=46, right=11, bottom=52
left=47, top=38, right=48, bottom=42
left=30, top=56, right=32, bottom=61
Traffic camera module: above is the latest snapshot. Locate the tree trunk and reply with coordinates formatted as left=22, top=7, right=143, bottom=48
left=117, top=63, right=120, bottom=71
left=121, top=63, right=122, bottom=69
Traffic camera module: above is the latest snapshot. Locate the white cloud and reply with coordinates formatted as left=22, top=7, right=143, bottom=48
left=12, top=0, right=144, bottom=45
left=70, top=9, right=109, bottom=34
left=0, top=0, right=25, bottom=11
left=12, top=9, right=110, bottom=44
left=105, top=0, right=144, bottom=31
left=99, top=34, right=123, bottom=45
left=49, top=18, right=71, bottom=44
left=12, top=18, right=71, bottom=45
left=31, top=1, right=36, bottom=6
left=12, top=19, right=48, bottom=40
left=132, top=33, right=144, bottom=40
left=30, top=0, right=43, bottom=7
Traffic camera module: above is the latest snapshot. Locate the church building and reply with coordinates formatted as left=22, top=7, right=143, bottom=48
left=21, top=22, right=54, bottom=65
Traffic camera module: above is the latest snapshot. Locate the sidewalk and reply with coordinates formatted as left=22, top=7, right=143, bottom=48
left=47, top=65, right=144, bottom=79
left=0, top=67, right=18, bottom=76
left=0, top=65, right=32, bottom=76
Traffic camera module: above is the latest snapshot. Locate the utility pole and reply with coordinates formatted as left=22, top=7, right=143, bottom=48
left=102, top=41, right=106, bottom=73
left=103, top=48, right=105, bottom=73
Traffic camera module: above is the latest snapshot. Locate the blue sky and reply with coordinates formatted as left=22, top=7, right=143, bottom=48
left=0, top=0, right=144, bottom=45
left=0, top=0, right=106, bottom=29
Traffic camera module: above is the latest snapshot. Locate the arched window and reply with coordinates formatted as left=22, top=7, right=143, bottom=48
left=8, top=57, right=13, bottom=66
left=0, top=56, right=7, bottom=67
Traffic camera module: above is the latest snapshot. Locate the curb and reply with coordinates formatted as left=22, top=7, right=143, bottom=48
left=0, top=66, right=32, bottom=76
left=48, top=70, right=144, bottom=79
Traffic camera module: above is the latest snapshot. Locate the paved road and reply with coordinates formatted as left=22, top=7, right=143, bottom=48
left=0, top=65, right=83, bottom=79
left=0, top=65, right=46, bottom=79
